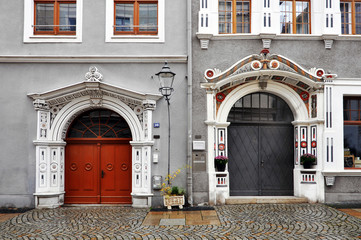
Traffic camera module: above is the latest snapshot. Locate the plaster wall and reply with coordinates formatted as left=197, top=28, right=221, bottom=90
left=325, top=177, right=361, bottom=204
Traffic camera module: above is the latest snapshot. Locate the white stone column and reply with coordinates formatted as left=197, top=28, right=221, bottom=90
left=130, top=100, right=156, bottom=208
left=33, top=99, right=66, bottom=208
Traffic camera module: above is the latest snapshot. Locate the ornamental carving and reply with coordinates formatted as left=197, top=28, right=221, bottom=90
left=204, top=49, right=323, bottom=84
left=85, top=66, right=103, bottom=82
left=33, top=99, right=49, bottom=110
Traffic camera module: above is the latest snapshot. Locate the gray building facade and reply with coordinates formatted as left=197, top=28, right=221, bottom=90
left=0, top=0, right=189, bottom=208
left=192, top=0, right=361, bottom=205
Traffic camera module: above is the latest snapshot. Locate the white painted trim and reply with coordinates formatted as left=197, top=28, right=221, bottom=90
left=197, top=33, right=361, bottom=41
left=323, top=171, right=361, bottom=176
left=217, top=81, right=309, bottom=123
left=23, top=0, right=83, bottom=43
left=0, top=55, right=187, bottom=63
left=105, top=0, right=165, bottom=43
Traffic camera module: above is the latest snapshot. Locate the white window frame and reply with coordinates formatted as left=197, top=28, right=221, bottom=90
left=23, top=0, right=83, bottom=43
left=105, top=0, right=165, bottom=43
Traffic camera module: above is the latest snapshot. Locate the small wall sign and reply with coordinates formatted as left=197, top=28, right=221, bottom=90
left=154, top=123, right=160, bottom=128
left=193, top=141, right=206, bottom=150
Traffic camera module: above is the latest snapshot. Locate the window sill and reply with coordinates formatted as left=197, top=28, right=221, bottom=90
left=323, top=170, right=361, bottom=176
left=24, top=35, right=81, bottom=43
left=107, top=35, right=163, bottom=43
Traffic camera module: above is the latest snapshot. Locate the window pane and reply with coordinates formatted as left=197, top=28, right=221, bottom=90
left=115, top=4, right=134, bottom=32
left=344, top=125, right=361, bottom=162
left=356, top=3, right=361, bottom=34
left=59, top=4, right=76, bottom=31
left=36, top=3, right=54, bottom=32
left=341, top=2, right=352, bottom=34
left=139, top=4, right=157, bottom=32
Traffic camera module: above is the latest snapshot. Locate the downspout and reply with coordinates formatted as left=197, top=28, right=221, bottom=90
left=186, top=0, right=193, bottom=206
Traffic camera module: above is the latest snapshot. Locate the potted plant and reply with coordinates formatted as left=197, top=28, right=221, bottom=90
left=214, top=155, right=228, bottom=172
left=300, top=153, right=316, bottom=169
left=160, top=168, right=186, bottom=210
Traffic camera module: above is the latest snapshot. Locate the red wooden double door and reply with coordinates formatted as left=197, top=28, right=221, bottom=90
left=65, top=141, right=132, bottom=204
left=64, top=109, right=133, bottom=204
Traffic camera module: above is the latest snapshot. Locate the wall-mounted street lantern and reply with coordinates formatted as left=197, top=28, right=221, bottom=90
left=155, top=62, right=176, bottom=184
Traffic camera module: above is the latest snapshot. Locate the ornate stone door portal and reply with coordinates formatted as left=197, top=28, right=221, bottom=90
left=28, top=67, right=161, bottom=208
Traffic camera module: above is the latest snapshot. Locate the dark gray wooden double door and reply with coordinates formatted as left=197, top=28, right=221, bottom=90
left=227, top=92, right=294, bottom=196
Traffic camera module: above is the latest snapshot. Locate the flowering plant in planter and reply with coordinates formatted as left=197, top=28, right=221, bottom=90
left=160, top=167, right=189, bottom=209
left=300, top=153, right=316, bottom=168
left=214, top=155, right=228, bottom=171
left=214, top=155, right=228, bottom=165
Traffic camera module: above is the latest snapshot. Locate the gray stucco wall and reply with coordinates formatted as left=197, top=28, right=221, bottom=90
left=0, top=0, right=188, bottom=208
left=325, top=177, right=361, bottom=204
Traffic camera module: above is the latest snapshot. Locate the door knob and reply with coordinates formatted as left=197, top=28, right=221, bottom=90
left=101, top=170, right=105, bottom=178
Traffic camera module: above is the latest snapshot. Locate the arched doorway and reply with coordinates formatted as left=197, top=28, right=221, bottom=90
left=227, top=92, right=294, bottom=196
left=65, top=109, right=132, bottom=204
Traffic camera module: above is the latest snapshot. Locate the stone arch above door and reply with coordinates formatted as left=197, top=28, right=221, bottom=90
left=28, top=66, right=162, bottom=208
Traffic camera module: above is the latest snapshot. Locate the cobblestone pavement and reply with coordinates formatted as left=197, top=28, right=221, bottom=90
left=1, top=204, right=361, bottom=239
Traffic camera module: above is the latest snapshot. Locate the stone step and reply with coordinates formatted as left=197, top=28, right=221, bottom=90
left=225, top=196, right=309, bottom=205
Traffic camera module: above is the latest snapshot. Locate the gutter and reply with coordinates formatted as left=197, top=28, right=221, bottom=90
left=186, top=0, right=193, bottom=206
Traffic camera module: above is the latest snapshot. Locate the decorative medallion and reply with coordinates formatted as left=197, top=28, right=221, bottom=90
left=121, top=163, right=129, bottom=171
left=205, top=69, right=215, bottom=78
left=216, top=92, right=226, bottom=102
left=106, top=163, right=113, bottom=171
left=39, top=163, right=47, bottom=172
left=218, top=144, right=225, bottom=151
left=70, top=163, right=78, bottom=171
left=311, top=141, right=317, bottom=148
left=50, top=163, right=58, bottom=172
left=134, top=106, right=143, bottom=115
left=251, top=60, right=262, bottom=71
left=269, top=60, right=280, bottom=70
left=301, top=141, right=307, bottom=148
left=300, top=91, right=310, bottom=101
left=316, top=68, right=325, bottom=77
left=134, top=163, right=141, bottom=172
left=84, top=163, right=93, bottom=171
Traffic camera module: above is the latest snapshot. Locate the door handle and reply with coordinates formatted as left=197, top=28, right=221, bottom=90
left=101, top=170, right=105, bottom=178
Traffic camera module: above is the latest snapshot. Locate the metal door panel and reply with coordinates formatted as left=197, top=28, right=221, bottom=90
left=228, top=125, right=259, bottom=196
left=259, top=125, right=294, bottom=196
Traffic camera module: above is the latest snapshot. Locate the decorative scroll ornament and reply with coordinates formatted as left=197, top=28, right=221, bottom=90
left=85, top=66, right=103, bottom=82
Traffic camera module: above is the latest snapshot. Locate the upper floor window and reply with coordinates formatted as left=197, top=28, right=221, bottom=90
left=280, top=0, right=310, bottom=34
left=218, top=0, right=251, bottom=34
left=24, top=0, right=82, bottom=42
left=114, top=0, right=158, bottom=35
left=34, top=0, right=76, bottom=35
left=341, top=0, right=361, bottom=35
left=344, top=97, right=361, bottom=168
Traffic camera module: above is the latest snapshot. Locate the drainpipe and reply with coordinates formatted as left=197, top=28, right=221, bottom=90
left=186, top=0, right=193, bottom=206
